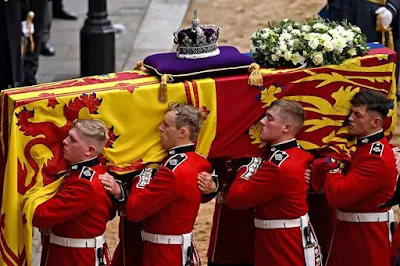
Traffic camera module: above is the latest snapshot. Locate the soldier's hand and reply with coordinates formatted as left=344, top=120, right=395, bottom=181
left=392, top=146, right=400, bottom=174
left=99, top=173, right=121, bottom=199
left=304, top=167, right=311, bottom=185
left=376, top=7, right=393, bottom=27
left=198, top=171, right=216, bottom=194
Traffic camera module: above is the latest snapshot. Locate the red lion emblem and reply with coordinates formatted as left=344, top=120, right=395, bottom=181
left=16, top=92, right=118, bottom=195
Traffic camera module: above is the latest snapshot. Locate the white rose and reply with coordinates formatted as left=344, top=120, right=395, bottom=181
left=308, top=38, right=319, bottom=50
left=271, top=54, right=280, bottom=61
left=313, top=52, right=324, bottom=65
left=323, top=41, right=334, bottom=52
left=284, top=51, right=292, bottom=61
left=320, top=33, right=332, bottom=42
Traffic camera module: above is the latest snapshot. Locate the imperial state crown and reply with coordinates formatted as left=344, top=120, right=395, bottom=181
left=173, top=9, right=220, bottom=59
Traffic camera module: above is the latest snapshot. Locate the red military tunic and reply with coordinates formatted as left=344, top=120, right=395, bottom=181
left=33, top=157, right=112, bottom=266
left=323, top=130, right=397, bottom=266
left=125, top=144, right=212, bottom=266
left=206, top=158, right=257, bottom=265
left=111, top=165, right=159, bottom=266
left=226, top=139, right=317, bottom=266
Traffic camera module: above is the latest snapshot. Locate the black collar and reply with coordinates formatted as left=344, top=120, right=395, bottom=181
left=270, top=139, right=298, bottom=153
left=357, top=130, right=384, bottom=145
left=168, top=144, right=195, bottom=156
left=69, top=157, right=99, bottom=171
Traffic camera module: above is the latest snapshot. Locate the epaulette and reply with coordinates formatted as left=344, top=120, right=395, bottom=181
left=370, top=141, right=384, bottom=156
left=269, top=150, right=289, bottom=167
left=79, top=166, right=95, bottom=181
left=165, top=154, right=188, bottom=172
left=240, top=157, right=264, bottom=180
left=136, top=167, right=158, bottom=189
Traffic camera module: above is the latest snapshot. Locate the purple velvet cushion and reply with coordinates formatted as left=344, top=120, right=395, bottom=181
left=143, top=46, right=254, bottom=79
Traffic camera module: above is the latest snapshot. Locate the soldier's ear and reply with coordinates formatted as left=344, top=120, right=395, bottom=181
left=179, top=127, right=189, bottom=138
left=282, top=123, right=292, bottom=133
left=86, top=145, right=96, bottom=156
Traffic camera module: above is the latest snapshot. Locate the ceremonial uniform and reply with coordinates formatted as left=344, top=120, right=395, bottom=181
left=111, top=166, right=158, bottom=266
left=206, top=158, right=256, bottom=265
left=327, top=0, right=400, bottom=85
left=322, top=130, right=397, bottom=266
left=226, top=140, right=321, bottom=266
left=125, top=144, right=211, bottom=266
left=33, top=158, right=112, bottom=266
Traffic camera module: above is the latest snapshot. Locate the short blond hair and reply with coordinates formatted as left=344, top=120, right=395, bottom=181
left=269, top=100, right=305, bottom=133
left=168, top=103, right=205, bottom=141
left=72, top=119, right=109, bottom=148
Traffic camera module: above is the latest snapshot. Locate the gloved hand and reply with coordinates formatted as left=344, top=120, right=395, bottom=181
left=311, top=157, right=340, bottom=192
left=376, top=6, right=393, bottom=27
left=21, top=20, right=34, bottom=37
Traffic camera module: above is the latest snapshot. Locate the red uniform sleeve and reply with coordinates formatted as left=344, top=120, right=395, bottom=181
left=33, top=179, right=96, bottom=228
left=226, top=162, right=280, bottom=210
left=324, top=155, right=386, bottom=209
left=125, top=167, right=176, bottom=222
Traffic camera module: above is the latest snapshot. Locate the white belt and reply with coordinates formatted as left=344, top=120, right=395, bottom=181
left=254, top=214, right=310, bottom=229
left=141, top=230, right=192, bottom=266
left=50, top=233, right=105, bottom=248
left=336, top=210, right=393, bottom=222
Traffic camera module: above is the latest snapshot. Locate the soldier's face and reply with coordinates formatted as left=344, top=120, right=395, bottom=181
left=62, top=128, right=92, bottom=164
left=348, top=105, right=380, bottom=137
left=259, top=107, right=287, bottom=144
left=159, top=111, right=181, bottom=150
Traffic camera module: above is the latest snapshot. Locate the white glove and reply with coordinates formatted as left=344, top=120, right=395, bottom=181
left=21, top=20, right=34, bottom=37
left=375, top=6, right=393, bottom=27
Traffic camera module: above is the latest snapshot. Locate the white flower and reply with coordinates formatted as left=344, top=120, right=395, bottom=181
left=284, top=51, right=292, bottom=61
left=301, top=25, right=311, bottom=32
left=291, top=29, right=301, bottom=36
left=262, top=28, right=270, bottom=39
left=288, top=39, right=295, bottom=47
left=313, top=52, right=324, bottom=65
left=323, top=41, right=334, bottom=52
left=287, top=26, right=293, bottom=32
left=250, top=44, right=257, bottom=54
left=276, top=49, right=283, bottom=56
left=347, top=48, right=357, bottom=56
left=308, top=38, right=319, bottom=50
left=313, top=23, right=328, bottom=31
left=332, top=38, right=347, bottom=53
left=352, top=26, right=361, bottom=33
left=271, top=54, right=280, bottom=61
left=279, top=44, right=288, bottom=52
left=283, top=18, right=289, bottom=22
left=281, top=32, right=292, bottom=40
left=291, top=52, right=305, bottom=65
left=320, top=33, right=332, bottom=42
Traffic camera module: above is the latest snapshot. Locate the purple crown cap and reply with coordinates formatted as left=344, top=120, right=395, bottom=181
left=173, top=9, right=220, bottom=59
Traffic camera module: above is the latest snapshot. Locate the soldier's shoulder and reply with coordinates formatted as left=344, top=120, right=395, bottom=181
left=269, top=150, right=289, bottom=167
left=369, top=141, right=384, bottom=157
left=164, top=153, right=188, bottom=172
left=79, top=166, right=96, bottom=181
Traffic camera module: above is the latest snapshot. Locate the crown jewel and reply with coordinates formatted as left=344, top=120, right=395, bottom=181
left=173, top=9, right=220, bottom=59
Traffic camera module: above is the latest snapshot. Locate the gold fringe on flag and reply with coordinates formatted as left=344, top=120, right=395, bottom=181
left=248, top=63, right=263, bottom=87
